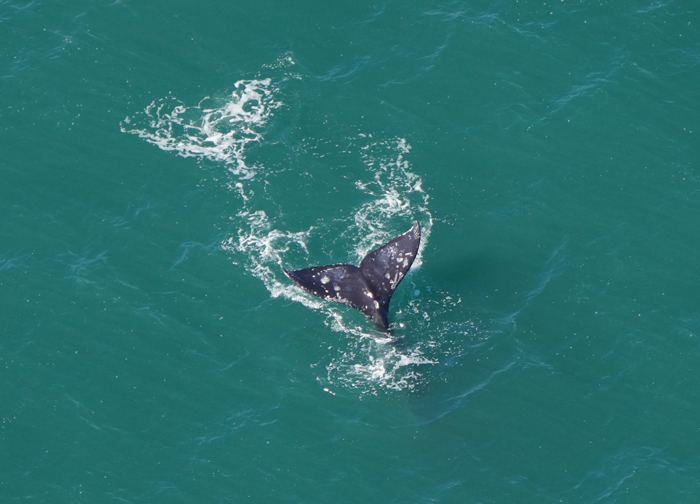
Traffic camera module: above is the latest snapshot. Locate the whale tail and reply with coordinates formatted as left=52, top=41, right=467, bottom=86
left=284, top=221, right=421, bottom=331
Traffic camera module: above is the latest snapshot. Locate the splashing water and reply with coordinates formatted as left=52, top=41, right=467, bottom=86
left=121, top=63, right=445, bottom=394
left=121, top=78, right=283, bottom=180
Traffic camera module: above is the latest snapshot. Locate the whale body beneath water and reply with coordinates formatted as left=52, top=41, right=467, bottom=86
left=283, top=221, right=421, bottom=332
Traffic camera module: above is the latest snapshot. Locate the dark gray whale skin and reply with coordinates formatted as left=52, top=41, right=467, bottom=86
left=283, top=221, right=421, bottom=332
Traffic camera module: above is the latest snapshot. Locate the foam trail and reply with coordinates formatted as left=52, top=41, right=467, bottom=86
left=121, top=79, right=282, bottom=180
left=121, top=64, right=452, bottom=394
left=224, top=209, right=322, bottom=310
left=351, top=137, right=432, bottom=267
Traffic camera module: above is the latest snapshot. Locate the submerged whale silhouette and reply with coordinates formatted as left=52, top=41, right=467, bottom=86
left=283, top=221, right=421, bottom=331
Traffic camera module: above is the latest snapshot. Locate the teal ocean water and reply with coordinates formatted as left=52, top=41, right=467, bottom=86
left=3, top=0, right=700, bottom=502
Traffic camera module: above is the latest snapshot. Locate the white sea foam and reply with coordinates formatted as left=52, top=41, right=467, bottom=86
left=121, top=78, right=282, bottom=180
left=350, top=137, right=432, bottom=269
left=324, top=335, right=437, bottom=395
left=122, top=63, right=447, bottom=393
left=223, top=209, right=322, bottom=309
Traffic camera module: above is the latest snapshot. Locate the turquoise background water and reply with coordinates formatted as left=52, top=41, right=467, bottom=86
left=3, top=0, right=700, bottom=502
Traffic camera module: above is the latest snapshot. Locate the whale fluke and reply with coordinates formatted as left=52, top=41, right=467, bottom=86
left=284, top=221, right=421, bottom=331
